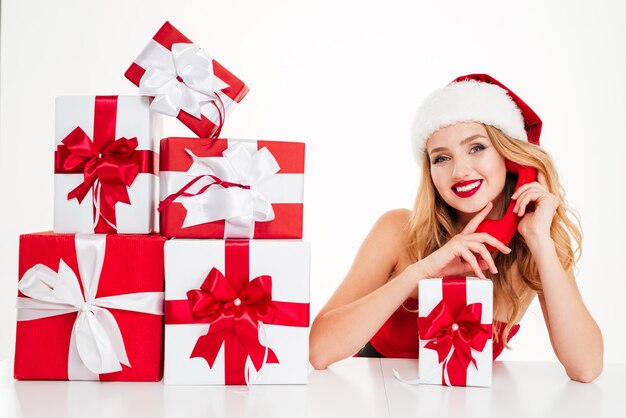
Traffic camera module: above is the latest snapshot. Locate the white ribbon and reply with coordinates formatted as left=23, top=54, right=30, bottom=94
left=168, top=143, right=279, bottom=237
left=138, top=42, right=229, bottom=119
left=393, top=343, right=490, bottom=386
left=240, top=321, right=272, bottom=389
left=91, top=180, right=118, bottom=231
left=16, top=234, right=164, bottom=380
left=392, top=346, right=455, bottom=386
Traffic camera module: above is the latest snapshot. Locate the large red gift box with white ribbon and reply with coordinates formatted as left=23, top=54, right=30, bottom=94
left=159, top=137, right=305, bottom=239
left=164, top=239, right=310, bottom=385
left=54, top=95, right=160, bottom=234
left=14, top=233, right=166, bottom=381
left=125, top=21, right=249, bottom=138
left=418, top=276, right=493, bottom=387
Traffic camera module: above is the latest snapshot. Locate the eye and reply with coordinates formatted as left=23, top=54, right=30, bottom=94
left=432, top=155, right=449, bottom=165
left=470, top=144, right=485, bottom=153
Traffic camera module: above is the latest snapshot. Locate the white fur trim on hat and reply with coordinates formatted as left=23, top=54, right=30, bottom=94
left=411, top=80, right=528, bottom=157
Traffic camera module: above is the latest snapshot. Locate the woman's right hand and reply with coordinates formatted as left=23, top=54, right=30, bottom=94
left=414, top=202, right=512, bottom=280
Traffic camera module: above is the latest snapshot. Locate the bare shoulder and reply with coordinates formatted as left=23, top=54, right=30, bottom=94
left=351, top=208, right=412, bottom=281
left=375, top=208, right=412, bottom=234
left=362, top=209, right=411, bottom=274
left=369, top=209, right=412, bottom=249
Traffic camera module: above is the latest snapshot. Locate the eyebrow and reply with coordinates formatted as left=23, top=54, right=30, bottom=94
left=428, top=134, right=487, bottom=155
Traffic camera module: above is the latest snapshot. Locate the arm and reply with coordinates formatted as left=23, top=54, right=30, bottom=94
left=513, top=171, right=603, bottom=382
left=528, top=235, right=603, bottom=383
left=310, top=204, right=509, bottom=370
left=309, top=209, right=422, bottom=370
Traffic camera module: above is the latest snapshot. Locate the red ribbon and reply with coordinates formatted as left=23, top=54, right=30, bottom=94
left=157, top=173, right=250, bottom=213
left=165, top=239, right=309, bottom=384
left=206, top=93, right=225, bottom=138
left=186, top=267, right=279, bottom=371
left=54, top=96, right=156, bottom=233
left=417, top=276, right=492, bottom=386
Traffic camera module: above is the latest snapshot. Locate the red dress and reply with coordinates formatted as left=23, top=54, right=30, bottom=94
left=359, top=297, right=520, bottom=359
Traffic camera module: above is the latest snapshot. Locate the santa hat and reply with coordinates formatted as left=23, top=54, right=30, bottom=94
left=411, top=74, right=542, bottom=157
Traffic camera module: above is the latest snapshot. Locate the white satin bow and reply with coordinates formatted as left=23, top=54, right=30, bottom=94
left=139, top=43, right=229, bottom=119
left=16, top=235, right=164, bottom=380
left=172, top=143, right=279, bottom=237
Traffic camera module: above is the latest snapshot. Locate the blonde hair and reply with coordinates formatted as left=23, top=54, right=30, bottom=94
left=406, top=124, right=583, bottom=347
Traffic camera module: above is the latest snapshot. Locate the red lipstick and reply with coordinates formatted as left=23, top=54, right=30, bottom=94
left=451, top=179, right=483, bottom=198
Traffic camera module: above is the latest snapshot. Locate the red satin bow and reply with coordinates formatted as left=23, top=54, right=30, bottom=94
left=186, top=267, right=279, bottom=371
left=418, top=301, right=490, bottom=370
left=56, top=126, right=141, bottom=229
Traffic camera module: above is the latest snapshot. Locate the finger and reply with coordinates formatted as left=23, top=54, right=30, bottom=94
left=471, top=233, right=512, bottom=254
left=514, top=190, right=529, bottom=215
left=514, top=188, right=539, bottom=214
left=478, top=259, right=490, bottom=271
left=460, top=248, right=486, bottom=279
left=537, top=171, right=549, bottom=187
left=511, top=183, right=532, bottom=201
left=517, top=191, right=540, bottom=216
left=462, top=202, right=493, bottom=234
left=461, top=260, right=489, bottom=277
left=513, top=189, right=529, bottom=213
left=468, top=241, right=498, bottom=274
left=511, top=182, right=542, bottom=201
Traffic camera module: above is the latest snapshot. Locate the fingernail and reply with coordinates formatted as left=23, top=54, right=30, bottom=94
left=506, top=248, right=512, bottom=253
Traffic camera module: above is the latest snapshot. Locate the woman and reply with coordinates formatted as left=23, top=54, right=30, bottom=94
left=309, top=74, right=603, bottom=383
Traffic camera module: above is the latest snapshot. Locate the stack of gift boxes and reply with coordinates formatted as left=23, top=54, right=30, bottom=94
left=14, top=21, right=496, bottom=389
left=14, top=21, right=310, bottom=385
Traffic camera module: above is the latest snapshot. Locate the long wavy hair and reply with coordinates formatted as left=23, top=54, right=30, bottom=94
left=406, top=124, right=583, bottom=347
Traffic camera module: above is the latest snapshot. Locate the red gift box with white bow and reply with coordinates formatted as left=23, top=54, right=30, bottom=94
left=159, top=137, right=305, bottom=239
left=14, top=233, right=166, bottom=381
left=164, top=239, right=310, bottom=385
left=125, top=21, right=249, bottom=138
left=418, top=276, right=493, bottom=387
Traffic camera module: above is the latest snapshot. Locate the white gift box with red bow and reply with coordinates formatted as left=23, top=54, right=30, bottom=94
left=164, top=239, right=310, bottom=385
left=53, top=96, right=160, bottom=234
left=418, top=277, right=493, bottom=387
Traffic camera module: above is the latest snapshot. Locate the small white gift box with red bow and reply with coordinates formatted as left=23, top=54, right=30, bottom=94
left=418, top=276, right=493, bottom=387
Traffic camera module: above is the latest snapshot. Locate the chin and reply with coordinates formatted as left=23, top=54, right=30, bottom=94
left=447, top=196, right=490, bottom=214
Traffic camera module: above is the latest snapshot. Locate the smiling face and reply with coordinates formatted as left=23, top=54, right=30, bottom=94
left=426, top=122, right=507, bottom=226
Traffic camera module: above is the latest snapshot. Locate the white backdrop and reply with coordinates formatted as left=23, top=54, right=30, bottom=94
left=1, top=0, right=625, bottom=365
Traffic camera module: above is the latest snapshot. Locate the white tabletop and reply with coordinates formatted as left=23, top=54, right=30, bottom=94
left=381, top=358, right=625, bottom=418
left=1, top=358, right=624, bottom=418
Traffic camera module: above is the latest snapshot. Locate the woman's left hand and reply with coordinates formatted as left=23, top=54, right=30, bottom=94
left=511, top=171, right=559, bottom=240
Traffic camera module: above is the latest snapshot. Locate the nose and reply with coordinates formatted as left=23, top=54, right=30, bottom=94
left=451, top=157, right=472, bottom=181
